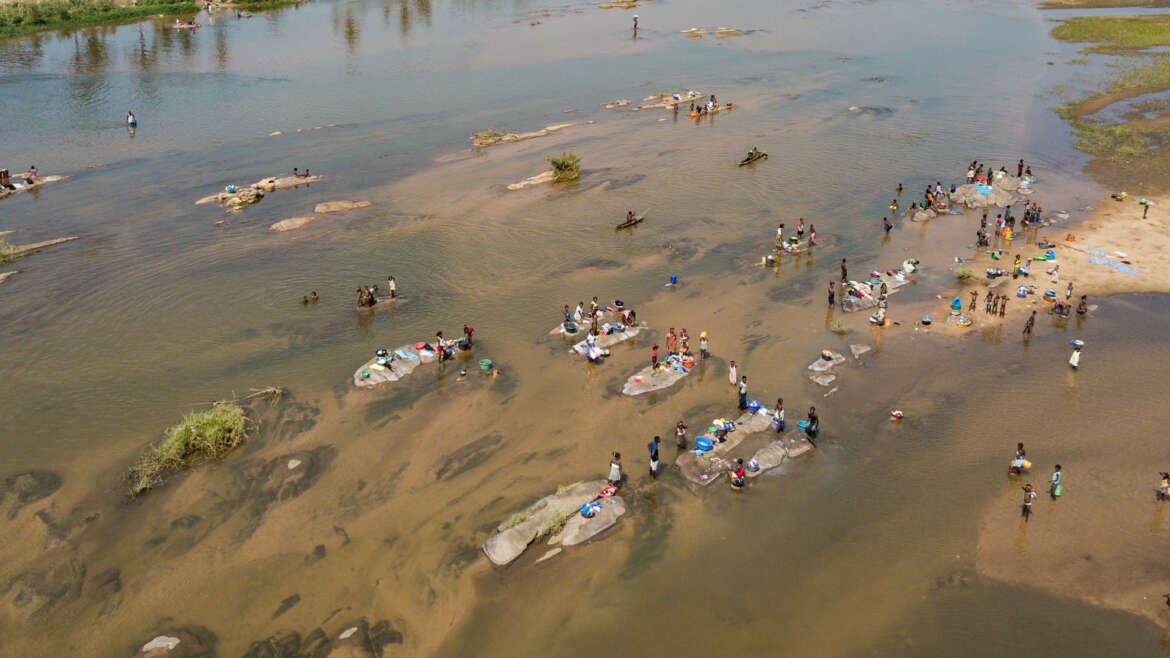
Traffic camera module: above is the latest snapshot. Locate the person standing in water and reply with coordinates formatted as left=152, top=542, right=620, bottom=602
left=1023, top=310, right=1036, bottom=337
left=1010, top=442, right=1027, bottom=475
left=773, top=398, right=785, bottom=432
left=127, top=110, right=136, bottom=126
left=805, top=406, right=819, bottom=438
left=699, top=331, right=710, bottom=359
left=648, top=436, right=660, bottom=478
left=969, top=290, right=978, bottom=312
left=883, top=217, right=892, bottom=234
left=1022, top=483, right=1037, bottom=521
left=608, top=452, right=623, bottom=486
left=796, top=218, right=805, bottom=239
left=1049, top=464, right=1063, bottom=498
left=728, top=360, right=738, bottom=386
left=808, top=223, right=817, bottom=246
left=1069, top=343, right=1082, bottom=369
left=738, top=376, right=749, bottom=410
left=675, top=420, right=688, bottom=449
left=827, top=281, right=836, bottom=307
left=840, top=258, right=848, bottom=282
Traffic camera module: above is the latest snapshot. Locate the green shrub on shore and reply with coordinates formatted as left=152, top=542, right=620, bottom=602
left=126, top=400, right=248, bottom=496
left=0, top=239, right=13, bottom=265
left=548, top=152, right=581, bottom=183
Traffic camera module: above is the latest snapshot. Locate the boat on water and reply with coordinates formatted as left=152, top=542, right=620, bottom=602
left=616, top=213, right=646, bottom=230
left=738, top=151, right=767, bottom=166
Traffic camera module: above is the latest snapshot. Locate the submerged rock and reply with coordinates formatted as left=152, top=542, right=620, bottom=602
left=5, top=236, right=79, bottom=259
left=195, top=175, right=322, bottom=210
left=622, top=360, right=691, bottom=396
left=314, top=200, right=372, bottom=214
left=809, top=372, right=837, bottom=387
left=807, top=352, right=846, bottom=372
left=0, top=174, right=69, bottom=200
left=268, top=216, right=317, bottom=232
left=949, top=176, right=1020, bottom=210
left=747, top=430, right=815, bottom=478
left=849, top=344, right=872, bottom=359
left=571, top=322, right=647, bottom=354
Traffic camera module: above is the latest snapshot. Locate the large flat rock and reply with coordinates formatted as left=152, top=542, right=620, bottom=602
left=571, top=323, right=647, bottom=353
left=483, top=480, right=609, bottom=566
left=560, top=496, right=626, bottom=546
left=352, top=344, right=436, bottom=388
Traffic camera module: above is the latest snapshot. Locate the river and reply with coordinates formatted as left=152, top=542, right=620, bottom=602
left=2, top=0, right=1169, bottom=655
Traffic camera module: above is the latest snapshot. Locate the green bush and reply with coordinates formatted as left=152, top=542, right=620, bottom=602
left=548, top=152, right=581, bottom=183
left=126, top=401, right=248, bottom=496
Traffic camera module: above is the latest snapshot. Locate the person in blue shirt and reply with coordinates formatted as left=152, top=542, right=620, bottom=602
left=648, top=436, right=660, bottom=479
left=1050, top=464, right=1063, bottom=498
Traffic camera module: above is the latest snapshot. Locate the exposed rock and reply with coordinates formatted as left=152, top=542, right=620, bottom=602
left=268, top=216, right=317, bottom=232
left=471, top=123, right=573, bottom=148
left=141, top=636, right=181, bottom=653
left=195, top=175, right=323, bottom=210
left=748, top=430, right=815, bottom=477
left=483, top=480, right=608, bottom=566
left=807, top=352, right=846, bottom=372
left=506, top=171, right=555, bottom=191
left=287, top=459, right=302, bottom=470
left=0, top=271, right=18, bottom=285
left=677, top=409, right=775, bottom=486
left=949, top=176, right=1020, bottom=209
left=570, top=322, right=647, bottom=354
left=314, top=200, right=372, bottom=214
left=5, top=236, right=79, bottom=259
left=535, top=548, right=563, bottom=564
left=639, top=90, right=703, bottom=109
left=0, top=174, right=70, bottom=200
left=715, top=26, right=744, bottom=37
left=353, top=343, right=439, bottom=388
left=560, top=496, right=625, bottom=546
left=912, top=208, right=937, bottom=222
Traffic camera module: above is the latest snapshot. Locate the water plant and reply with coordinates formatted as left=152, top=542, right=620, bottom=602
left=548, top=152, right=581, bottom=183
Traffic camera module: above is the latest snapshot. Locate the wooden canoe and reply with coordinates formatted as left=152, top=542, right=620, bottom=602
left=738, top=152, right=768, bottom=166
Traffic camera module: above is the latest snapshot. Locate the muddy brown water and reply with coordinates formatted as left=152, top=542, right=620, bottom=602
left=3, top=0, right=1170, bottom=655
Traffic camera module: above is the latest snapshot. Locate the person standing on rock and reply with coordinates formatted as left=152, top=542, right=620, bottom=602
left=648, top=436, right=660, bottom=478
left=608, top=452, right=623, bottom=486
left=738, top=375, right=749, bottom=410
left=1017, top=159, right=1025, bottom=178
left=728, top=360, right=738, bottom=386
left=387, top=275, right=397, bottom=298
left=773, top=398, right=786, bottom=432
left=666, top=327, right=678, bottom=356
left=651, top=344, right=659, bottom=369
left=1022, top=310, right=1036, bottom=337
left=967, top=166, right=975, bottom=184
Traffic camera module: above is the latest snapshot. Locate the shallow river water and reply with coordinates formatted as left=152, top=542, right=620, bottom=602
left=3, top=0, right=1170, bottom=655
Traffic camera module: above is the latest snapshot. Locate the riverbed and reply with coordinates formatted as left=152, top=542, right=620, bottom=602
left=3, top=0, right=1169, bottom=655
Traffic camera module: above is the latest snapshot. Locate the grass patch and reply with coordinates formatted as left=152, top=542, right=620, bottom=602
left=0, top=239, right=12, bottom=266
left=1112, top=55, right=1170, bottom=91
left=541, top=510, right=568, bottom=537
left=504, top=510, right=533, bottom=528
left=548, top=152, right=581, bottom=183
left=1069, top=119, right=1147, bottom=159
left=1067, top=57, right=1091, bottom=65
left=1041, top=0, right=1170, bottom=8
left=0, top=0, right=198, bottom=40
left=1052, top=15, right=1170, bottom=54
left=126, top=401, right=248, bottom=496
